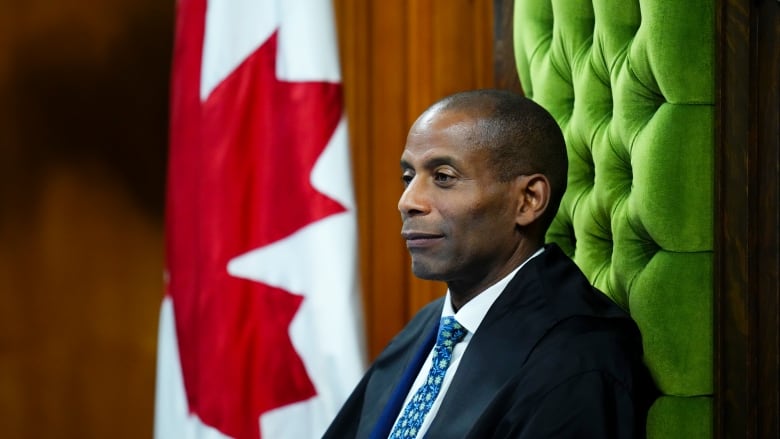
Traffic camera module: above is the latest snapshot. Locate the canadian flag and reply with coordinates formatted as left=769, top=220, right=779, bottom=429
left=153, top=1, right=366, bottom=438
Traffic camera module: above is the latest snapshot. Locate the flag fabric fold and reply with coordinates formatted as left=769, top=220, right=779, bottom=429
left=154, top=1, right=365, bottom=438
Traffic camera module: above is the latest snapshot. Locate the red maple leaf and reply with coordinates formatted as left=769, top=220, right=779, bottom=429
left=165, top=2, right=346, bottom=437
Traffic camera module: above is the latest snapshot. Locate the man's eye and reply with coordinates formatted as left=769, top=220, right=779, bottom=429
left=433, top=172, right=455, bottom=184
left=401, top=174, right=413, bottom=187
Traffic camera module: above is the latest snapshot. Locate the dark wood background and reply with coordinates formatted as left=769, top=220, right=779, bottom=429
left=714, top=0, right=779, bottom=437
left=0, top=1, right=171, bottom=437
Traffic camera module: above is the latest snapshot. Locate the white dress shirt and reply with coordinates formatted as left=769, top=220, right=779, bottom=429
left=389, top=248, right=544, bottom=438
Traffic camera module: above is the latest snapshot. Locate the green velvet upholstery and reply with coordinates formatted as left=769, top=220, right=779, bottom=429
left=513, top=0, right=714, bottom=436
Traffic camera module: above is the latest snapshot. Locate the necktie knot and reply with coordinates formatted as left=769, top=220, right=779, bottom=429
left=436, top=316, right=467, bottom=348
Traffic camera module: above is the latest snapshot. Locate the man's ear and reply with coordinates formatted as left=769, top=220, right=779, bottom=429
left=515, top=174, right=551, bottom=227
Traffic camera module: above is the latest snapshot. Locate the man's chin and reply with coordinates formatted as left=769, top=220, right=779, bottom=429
left=410, top=260, right=447, bottom=281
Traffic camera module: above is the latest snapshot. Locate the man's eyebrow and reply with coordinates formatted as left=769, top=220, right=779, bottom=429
left=424, top=156, right=459, bottom=168
left=400, top=156, right=460, bottom=170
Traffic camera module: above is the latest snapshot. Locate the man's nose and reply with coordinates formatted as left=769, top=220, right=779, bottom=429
left=398, top=178, right=429, bottom=217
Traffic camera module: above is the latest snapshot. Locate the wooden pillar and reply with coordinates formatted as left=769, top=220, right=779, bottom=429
left=715, top=0, right=779, bottom=437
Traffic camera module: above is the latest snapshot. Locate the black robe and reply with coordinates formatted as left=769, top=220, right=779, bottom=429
left=324, top=244, right=657, bottom=438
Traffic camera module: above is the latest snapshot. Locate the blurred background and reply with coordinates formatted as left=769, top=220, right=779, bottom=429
left=0, top=0, right=506, bottom=437
left=0, top=0, right=171, bottom=437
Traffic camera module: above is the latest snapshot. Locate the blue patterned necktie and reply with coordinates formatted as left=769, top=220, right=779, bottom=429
left=389, top=316, right=467, bottom=439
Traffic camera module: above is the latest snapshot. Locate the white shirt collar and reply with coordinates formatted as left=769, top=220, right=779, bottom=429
left=441, top=248, right=545, bottom=334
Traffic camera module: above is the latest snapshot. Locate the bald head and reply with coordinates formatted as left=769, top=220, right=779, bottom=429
left=419, top=89, right=568, bottom=232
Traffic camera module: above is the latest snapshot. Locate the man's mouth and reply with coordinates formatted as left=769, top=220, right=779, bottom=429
left=401, top=231, right=444, bottom=249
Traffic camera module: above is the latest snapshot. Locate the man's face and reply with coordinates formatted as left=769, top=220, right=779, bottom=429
left=399, top=109, right=522, bottom=287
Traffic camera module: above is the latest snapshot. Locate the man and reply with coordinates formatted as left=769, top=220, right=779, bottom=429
left=324, top=89, right=657, bottom=438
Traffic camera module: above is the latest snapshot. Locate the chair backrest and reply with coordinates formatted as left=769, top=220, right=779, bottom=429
left=513, top=1, right=715, bottom=437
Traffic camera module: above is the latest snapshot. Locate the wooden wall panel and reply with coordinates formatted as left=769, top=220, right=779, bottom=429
left=0, top=1, right=172, bottom=437
left=493, top=0, right=523, bottom=93
left=334, top=0, right=495, bottom=359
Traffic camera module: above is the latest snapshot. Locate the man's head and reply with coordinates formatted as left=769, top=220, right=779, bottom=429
left=398, top=89, right=567, bottom=297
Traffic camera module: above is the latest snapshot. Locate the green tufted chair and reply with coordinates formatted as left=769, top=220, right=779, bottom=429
left=513, top=1, right=714, bottom=437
